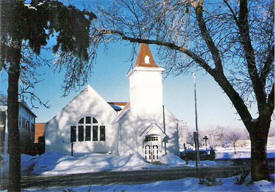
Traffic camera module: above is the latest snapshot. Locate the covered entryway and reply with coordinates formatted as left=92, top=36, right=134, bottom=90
left=144, top=135, right=160, bottom=162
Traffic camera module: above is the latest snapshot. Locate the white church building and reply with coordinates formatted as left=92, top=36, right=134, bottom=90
left=45, top=44, right=184, bottom=162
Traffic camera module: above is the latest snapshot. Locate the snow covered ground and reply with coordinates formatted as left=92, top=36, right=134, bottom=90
left=214, top=137, right=275, bottom=159
left=0, top=142, right=275, bottom=191
left=0, top=140, right=275, bottom=177
left=22, top=174, right=275, bottom=192
left=15, top=153, right=226, bottom=176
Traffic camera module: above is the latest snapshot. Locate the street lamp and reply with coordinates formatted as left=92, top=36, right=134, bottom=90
left=193, top=72, right=200, bottom=168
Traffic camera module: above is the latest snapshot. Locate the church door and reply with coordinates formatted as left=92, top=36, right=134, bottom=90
left=152, top=145, right=159, bottom=161
left=144, top=135, right=160, bottom=162
left=144, top=145, right=150, bottom=161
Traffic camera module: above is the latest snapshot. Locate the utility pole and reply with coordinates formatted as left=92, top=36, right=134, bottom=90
left=193, top=72, right=200, bottom=168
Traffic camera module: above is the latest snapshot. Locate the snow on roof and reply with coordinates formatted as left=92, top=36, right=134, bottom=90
left=108, top=102, right=129, bottom=112
left=109, top=104, right=122, bottom=111
left=108, top=102, right=129, bottom=106
left=113, top=103, right=130, bottom=122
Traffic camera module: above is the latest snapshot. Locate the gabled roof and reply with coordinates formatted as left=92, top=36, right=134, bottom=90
left=108, top=102, right=129, bottom=106
left=108, top=102, right=129, bottom=112
left=47, top=85, right=118, bottom=124
left=135, top=43, right=159, bottom=68
left=139, top=123, right=168, bottom=139
left=0, top=97, right=36, bottom=117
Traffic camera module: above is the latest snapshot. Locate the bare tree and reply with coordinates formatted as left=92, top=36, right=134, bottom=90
left=186, top=128, right=195, bottom=147
left=206, top=126, right=226, bottom=148
left=226, top=130, right=241, bottom=154
left=88, top=0, right=273, bottom=181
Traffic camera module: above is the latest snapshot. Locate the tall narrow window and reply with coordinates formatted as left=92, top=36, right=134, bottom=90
left=78, top=125, right=84, bottom=141
left=100, top=126, right=105, bottom=141
left=26, top=120, right=29, bottom=130
left=93, top=126, right=98, bottom=141
left=22, top=118, right=26, bottom=129
left=18, top=116, right=21, bottom=129
left=85, top=126, right=91, bottom=141
left=71, top=126, right=76, bottom=142
left=31, top=123, right=35, bottom=133
left=86, top=116, right=91, bottom=124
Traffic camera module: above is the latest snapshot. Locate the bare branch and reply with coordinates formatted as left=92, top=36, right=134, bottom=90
left=238, top=0, right=265, bottom=107
left=97, top=29, right=215, bottom=75
left=223, top=0, right=238, bottom=24
left=194, top=0, right=224, bottom=73
left=260, top=45, right=274, bottom=84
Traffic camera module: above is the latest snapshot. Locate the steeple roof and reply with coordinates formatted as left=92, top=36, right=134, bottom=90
left=135, top=43, right=159, bottom=68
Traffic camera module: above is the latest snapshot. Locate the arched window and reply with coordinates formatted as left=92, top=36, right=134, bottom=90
left=70, top=116, right=106, bottom=143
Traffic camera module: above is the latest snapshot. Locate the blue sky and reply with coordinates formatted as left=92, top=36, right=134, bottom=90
left=1, top=0, right=273, bottom=134
left=0, top=41, right=258, bottom=134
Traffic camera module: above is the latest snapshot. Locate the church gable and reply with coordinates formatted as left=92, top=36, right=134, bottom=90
left=45, top=85, right=118, bottom=153
left=139, top=123, right=167, bottom=139
left=49, top=85, right=117, bottom=125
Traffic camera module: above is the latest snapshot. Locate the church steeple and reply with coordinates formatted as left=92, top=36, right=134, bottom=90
left=135, top=43, right=159, bottom=68
left=128, top=43, right=165, bottom=117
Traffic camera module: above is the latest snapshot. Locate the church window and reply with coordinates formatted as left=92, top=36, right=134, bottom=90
left=85, top=126, right=91, bottom=141
left=86, top=116, right=91, bottom=124
left=93, top=126, right=98, bottom=141
left=71, top=126, right=76, bottom=142
left=100, top=126, right=105, bottom=141
left=78, top=118, right=84, bottom=124
left=71, top=116, right=106, bottom=143
left=93, top=117, right=98, bottom=123
left=145, top=136, right=158, bottom=141
left=144, top=55, right=150, bottom=64
left=78, top=125, right=84, bottom=141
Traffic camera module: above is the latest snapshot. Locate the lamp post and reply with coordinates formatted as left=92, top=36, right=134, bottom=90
left=193, top=72, right=200, bottom=168
left=203, top=136, right=208, bottom=150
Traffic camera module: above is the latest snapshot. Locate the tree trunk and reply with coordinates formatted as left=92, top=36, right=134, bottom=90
left=8, top=45, right=21, bottom=191
left=249, top=119, right=270, bottom=181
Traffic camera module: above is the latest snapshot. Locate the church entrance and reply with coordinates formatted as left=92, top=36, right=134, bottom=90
left=144, top=135, right=160, bottom=162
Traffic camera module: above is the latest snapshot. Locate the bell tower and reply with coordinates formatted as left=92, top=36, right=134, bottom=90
left=128, top=43, right=165, bottom=118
